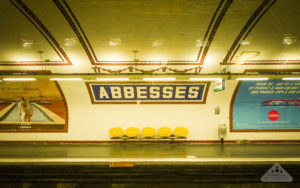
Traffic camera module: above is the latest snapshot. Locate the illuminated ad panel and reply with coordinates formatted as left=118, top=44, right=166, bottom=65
left=86, top=82, right=210, bottom=104
left=0, top=79, right=68, bottom=132
left=231, top=80, right=300, bottom=132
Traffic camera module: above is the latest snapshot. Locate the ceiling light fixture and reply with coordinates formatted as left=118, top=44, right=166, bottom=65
left=50, top=78, right=82, bottom=81
left=96, top=78, right=129, bottom=81
left=108, top=38, right=121, bottom=47
left=189, top=78, right=222, bottom=81
left=236, top=78, right=269, bottom=81
left=282, top=78, right=300, bottom=80
left=240, top=40, right=250, bottom=45
left=132, top=50, right=139, bottom=62
left=3, top=78, right=36, bottom=81
left=195, top=40, right=204, bottom=47
left=143, top=78, right=176, bottom=81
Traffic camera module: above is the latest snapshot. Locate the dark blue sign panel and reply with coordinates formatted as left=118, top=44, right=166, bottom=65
left=232, top=80, right=300, bottom=131
left=86, top=82, right=210, bottom=104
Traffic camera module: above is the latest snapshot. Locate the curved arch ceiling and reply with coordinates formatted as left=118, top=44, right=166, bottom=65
left=0, top=0, right=299, bottom=73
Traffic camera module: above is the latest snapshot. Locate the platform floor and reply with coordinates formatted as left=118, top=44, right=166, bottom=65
left=0, top=143, right=300, bottom=162
left=1, top=143, right=300, bottom=185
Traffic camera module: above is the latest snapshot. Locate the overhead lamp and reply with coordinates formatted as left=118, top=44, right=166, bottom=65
left=236, top=78, right=269, bottom=81
left=3, top=78, right=36, bottom=81
left=143, top=78, right=176, bottom=81
left=189, top=78, right=222, bottom=81
left=50, top=78, right=82, bottom=81
left=96, top=78, right=129, bottom=81
left=282, top=78, right=300, bottom=80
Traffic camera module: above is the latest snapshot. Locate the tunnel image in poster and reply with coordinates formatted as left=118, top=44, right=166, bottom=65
left=231, top=80, right=300, bottom=131
left=0, top=79, right=68, bottom=132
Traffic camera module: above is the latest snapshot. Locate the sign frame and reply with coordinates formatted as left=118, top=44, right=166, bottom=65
left=85, top=81, right=210, bottom=104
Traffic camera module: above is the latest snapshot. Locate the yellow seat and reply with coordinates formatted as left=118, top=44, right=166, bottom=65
left=125, top=127, right=140, bottom=138
left=174, top=127, right=188, bottom=138
left=109, top=127, right=123, bottom=138
left=157, top=127, right=172, bottom=138
left=141, top=127, right=156, bottom=138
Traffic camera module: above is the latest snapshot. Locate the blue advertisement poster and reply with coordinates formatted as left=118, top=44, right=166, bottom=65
left=232, top=80, right=300, bottom=131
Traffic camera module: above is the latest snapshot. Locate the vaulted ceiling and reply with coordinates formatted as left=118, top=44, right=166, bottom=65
left=0, top=0, right=300, bottom=74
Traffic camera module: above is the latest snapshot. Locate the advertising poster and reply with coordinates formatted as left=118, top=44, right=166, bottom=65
left=231, top=80, right=300, bottom=131
left=0, top=79, right=68, bottom=132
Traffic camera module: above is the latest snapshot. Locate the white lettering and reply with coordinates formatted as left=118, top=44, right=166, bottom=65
left=110, top=87, right=122, bottom=98
left=175, top=87, right=186, bottom=98
left=20, top=125, right=31, bottom=129
left=149, top=87, right=160, bottom=98
left=99, top=87, right=109, bottom=99
left=188, top=87, right=200, bottom=98
left=123, top=87, right=135, bottom=98
left=137, top=86, right=147, bottom=99
left=162, top=87, right=173, bottom=98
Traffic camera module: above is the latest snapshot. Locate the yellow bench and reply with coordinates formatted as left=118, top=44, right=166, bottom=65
left=174, top=127, right=188, bottom=138
left=109, top=127, right=123, bottom=138
left=157, top=127, right=172, bottom=138
left=125, top=127, right=140, bottom=138
left=141, top=127, right=156, bottom=138
left=110, top=126, right=188, bottom=139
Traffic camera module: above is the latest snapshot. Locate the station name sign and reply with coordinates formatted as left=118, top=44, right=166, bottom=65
left=86, top=82, right=210, bottom=104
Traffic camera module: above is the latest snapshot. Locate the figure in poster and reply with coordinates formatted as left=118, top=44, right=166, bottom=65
left=18, top=97, right=33, bottom=122
left=0, top=79, right=67, bottom=132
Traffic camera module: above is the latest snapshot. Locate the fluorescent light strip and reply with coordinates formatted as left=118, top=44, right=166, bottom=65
left=50, top=78, right=82, bottom=81
left=143, top=78, right=176, bottom=81
left=189, top=78, right=222, bottom=81
left=3, top=78, right=36, bottom=81
left=236, top=78, right=269, bottom=81
left=96, top=78, right=129, bottom=81
left=282, top=78, right=300, bottom=80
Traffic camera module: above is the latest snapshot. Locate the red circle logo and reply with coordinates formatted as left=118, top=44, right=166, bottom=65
left=268, top=110, right=279, bottom=121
